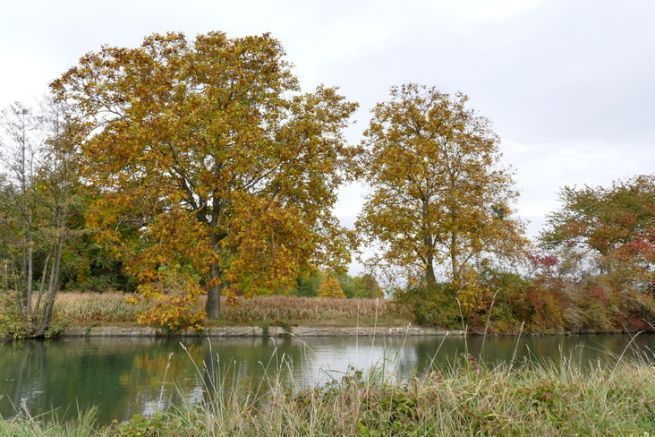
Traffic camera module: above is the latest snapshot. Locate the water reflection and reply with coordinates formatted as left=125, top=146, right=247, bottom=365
left=1, top=334, right=654, bottom=424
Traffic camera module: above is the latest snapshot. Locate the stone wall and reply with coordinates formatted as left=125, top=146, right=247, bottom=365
left=61, top=325, right=462, bottom=337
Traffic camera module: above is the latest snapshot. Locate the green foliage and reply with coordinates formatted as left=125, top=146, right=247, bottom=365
left=0, top=290, right=64, bottom=339
left=59, top=236, right=132, bottom=292
left=294, top=271, right=321, bottom=297
left=478, top=270, right=531, bottom=333
left=338, top=273, right=384, bottom=298
left=292, top=271, right=383, bottom=299
left=0, top=290, right=30, bottom=339
left=114, top=412, right=179, bottom=436
left=396, top=284, right=461, bottom=329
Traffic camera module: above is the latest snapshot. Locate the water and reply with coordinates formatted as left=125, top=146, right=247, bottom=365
left=1, top=334, right=654, bottom=424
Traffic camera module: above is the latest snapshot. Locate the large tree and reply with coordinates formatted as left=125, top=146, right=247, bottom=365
left=51, top=32, right=358, bottom=321
left=356, top=84, right=525, bottom=287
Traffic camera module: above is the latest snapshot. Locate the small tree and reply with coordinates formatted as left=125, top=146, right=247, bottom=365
left=354, top=273, right=384, bottom=298
left=0, top=100, right=84, bottom=337
left=318, top=275, right=346, bottom=299
left=541, top=175, right=654, bottom=290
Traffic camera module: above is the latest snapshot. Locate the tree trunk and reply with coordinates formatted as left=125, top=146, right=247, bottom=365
left=36, top=237, right=63, bottom=337
left=450, top=231, right=459, bottom=284
left=205, top=260, right=221, bottom=319
left=25, top=244, right=33, bottom=316
left=33, top=254, right=50, bottom=317
left=421, top=199, right=437, bottom=287
left=205, top=195, right=223, bottom=320
left=425, top=259, right=437, bottom=287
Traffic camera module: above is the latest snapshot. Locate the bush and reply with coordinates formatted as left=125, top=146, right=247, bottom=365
left=478, top=271, right=530, bottom=334
left=396, top=284, right=461, bottom=328
left=131, top=265, right=205, bottom=332
left=0, top=290, right=30, bottom=339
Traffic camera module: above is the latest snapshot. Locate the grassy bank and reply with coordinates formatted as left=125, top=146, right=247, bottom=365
left=2, top=358, right=655, bottom=436
left=51, top=293, right=410, bottom=328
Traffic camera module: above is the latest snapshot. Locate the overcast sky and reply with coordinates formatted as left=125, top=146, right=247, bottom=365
left=1, top=0, right=653, bottom=272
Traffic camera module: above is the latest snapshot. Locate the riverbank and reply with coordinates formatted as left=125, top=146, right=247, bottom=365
left=2, top=292, right=648, bottom=341
left=2, top=359, right=654, bottom=436
left=61, top=324, right=460, bottom=337
left=58, top=324, right=648, bottom=338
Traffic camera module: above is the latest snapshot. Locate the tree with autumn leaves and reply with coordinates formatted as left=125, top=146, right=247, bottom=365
left=318, top=275, right=347, bottom=299
left=356, top=84, right=526, bottom=310
left=50, top=32, right=359, bottom=324
left=541, top=175, right=655, bottom=292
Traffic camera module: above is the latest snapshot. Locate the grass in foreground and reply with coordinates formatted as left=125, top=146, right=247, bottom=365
left=52, top=293, right=410, bottom=327
left=3, top=358, right=655, bottom=436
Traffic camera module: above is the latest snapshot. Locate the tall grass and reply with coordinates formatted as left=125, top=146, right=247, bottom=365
left=0, top=409, right=97, bottom=437
left=4, top=357, right=655, bottom=436
left=51, top=293, right=408, bottom=326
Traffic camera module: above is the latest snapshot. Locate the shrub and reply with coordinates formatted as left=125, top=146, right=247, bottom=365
left=396, top=284, right=461, bottom=329
left=131, top=265, right=205, bottom=332
left=0, top=290, right=30, bottom=339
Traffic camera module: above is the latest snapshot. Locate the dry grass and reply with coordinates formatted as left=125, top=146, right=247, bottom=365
left=52, top=292, right=411, bottom=327
left=52, top=292, right=144, bottom=324
left=221, top=295, right=408, bottom=325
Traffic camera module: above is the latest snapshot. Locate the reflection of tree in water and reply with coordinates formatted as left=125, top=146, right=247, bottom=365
left=2, top=334, right=655, bottom=425
left=0, top=339, right=136, bottom=422
left=199, top=337, right=306, bottom=406
left=393, top=334, right=655, bottom=378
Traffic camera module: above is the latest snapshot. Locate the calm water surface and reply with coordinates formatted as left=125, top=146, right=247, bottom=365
left=1, top=334, right=654, bottom=424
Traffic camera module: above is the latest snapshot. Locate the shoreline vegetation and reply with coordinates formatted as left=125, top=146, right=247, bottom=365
left=49, top=293, right=408, bottom=328
left=2, top=356, right=655, bottom=435
left=46, top=292, right=655, bottom=336
left=1, top=292, right=651, bottom=340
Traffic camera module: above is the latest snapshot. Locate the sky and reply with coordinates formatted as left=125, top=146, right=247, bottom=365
left=1, top=0, right=653, bottom=273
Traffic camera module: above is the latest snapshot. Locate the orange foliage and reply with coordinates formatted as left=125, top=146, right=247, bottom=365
left=52, top=31, right=359, bottom=324
left=318, top=276, right=346, bottom=299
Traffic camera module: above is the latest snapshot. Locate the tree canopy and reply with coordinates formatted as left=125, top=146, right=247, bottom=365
left=356, top=84, right=525, bottom=288
left=541, top=175, right=654, bottom=289
left=50, top=32, right=359, bottom=321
